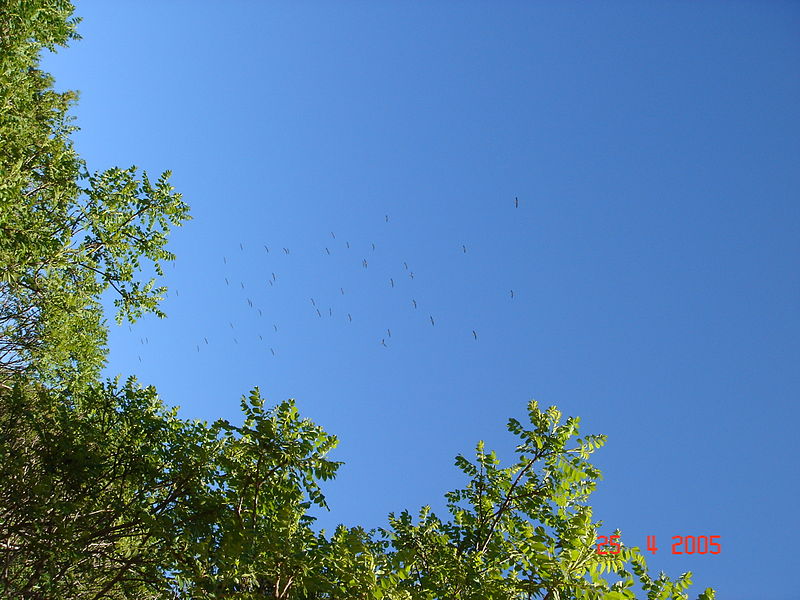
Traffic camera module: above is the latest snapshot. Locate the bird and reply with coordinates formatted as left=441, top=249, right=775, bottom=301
left=223, top=256, right=227, bottom=264
left=316, top=309, right=322, bottom=318
left=273, top=324, right=278, bottom=332
left=229, top=322, right=234, bottom=329
left=329, top=307, right=332, bottom=316
left=409, top=272, right=415, bottom=279
left=258, top=308, right=262, bottom=316
left=270, top=348, right=275, bottom=356
left=346, top=241, right=350, bottom=248
left=247, top=298, right=253, bottom=307
left=264, top=245, right=269, bottom=253
left=387, top=328, right=391, bottom=337
left=390, top=278, right=394, bottom=288
left=138, top=355, right=142, bottom=362
left=268, top=280, right=273, bottom=286
left=239, top=242, right=243, bottom=251
left=340, top=287, right=344, bottom=295
left=272, top=272, right=276, bottom=281
left=196, top=345, right=199, bottom=352
left=325, top=247, right=330, bottom=255
left=510, top=290, right=514, bottom=299
left=430, top=315, right=435, bottom=326
left=204, top=337, right=208, bottom=344
left=381, top=338, right=387, bottom=347
left=175, top=289, right=179, bottom=296
left=472, top=330, right=477, bottom=340
left=362, top=259, right=368, bottom=268
left=310, top=298, right=316, bottom=307
left=515, top=196, right=519, bottom=208
left=234, top=337, right=238, bottom=344
left=385, top=215, right=389, bottom=223
left=371, top=243, right=376, bottom=251
left=348, top=313, right=352, bottom=322
left=259, top=334, right=263, bottom=341
left=331, top=231, right=336, bottom=239
left=462, top=245, right=467, bottom=253
left=403, top=261, right=408, bottom=270
left=225, top=277, right=229, bottom=286
left=240, top=282, right=245, bottom=289
left=412, top=299, right=417, bottom=309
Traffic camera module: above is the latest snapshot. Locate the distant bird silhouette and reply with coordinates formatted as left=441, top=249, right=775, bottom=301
left=258, top=308, right=262, bottom=316
left=316, top=308, right=322, bottom=318
left=310, top=298, right=316, bottom=307
left=515, top=196, right=519, bottom=208
left=264, top=245, right=269, bottom=252
left=348, top=313, right=352, bottom=322
left=403, top=261, right=408, bottom=270
left=331, top=231, right=336, bottom=239
left=409, top=272, right=415, bottom=279
left=472, top=330, right=477, bottom=340
left=346, top=241, right=350, bottom=248
left=240, top=243, right=243, bottom=251
left=204, top=337, right=208, bottom=344
left=225, top=277, right=229, bottom=286
left=340, top=287, right=344, bottom=295
left=362, top=259, right=368, bottom=268
left=371, top=242, right=376, bottom=251
left=430, top=315, right=435, bottom=326
left=510, top=290, right=514, bottom=299
left=273, top=324, right=278, bottom=332
left=387, top=328, right=391, bottom=337
left=234, top=337, right=238, bottom=344
left=259, top=334, right=263, bottom=341
left=223, top=256, right=227, bottom=264
left=138, top=355, right=142, bottom=362
left=385, top=215, right=389, bottom=223
left=283, top=247, right=290, bottom=254
left=247, top=298, right=253, bottom=307
left=381, top=338, right=387, bottom=347
left=272, top=272, right=276, bottom=281
left=196, top=345, right=199, bottom=352
left=270, top=348, right=275, bottom=356
left=325, top=247, right=330, bottom=255
left=240, top=282, right=245, bottom=289
left=329, top=307, right=332, bottom=316
left=390, top=278, right=394, bottom=288
left=268, top=280, right=273, bottom=286
left=462, top=245, right=467, bottom=253
left=412, top=299, right=417, bottom=309
left=175, top=289, right=179, bottom=296
left=229, top=322, right=234, bottom=329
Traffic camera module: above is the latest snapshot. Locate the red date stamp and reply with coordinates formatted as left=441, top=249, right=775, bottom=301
left=596, top=534, right=721, bottom=555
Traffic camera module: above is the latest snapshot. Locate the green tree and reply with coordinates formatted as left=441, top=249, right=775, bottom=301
left=0, top=0, right=190, bottom=390
left=0, top=2, right=717, bottom=599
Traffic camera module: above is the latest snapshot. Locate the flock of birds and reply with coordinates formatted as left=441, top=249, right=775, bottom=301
left=135, top=197, right=523, bottom=362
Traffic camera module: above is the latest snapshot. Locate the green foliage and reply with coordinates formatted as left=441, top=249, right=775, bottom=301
left=0, top=2, right=717, bottom=599
left=0, top=0, right=190, bottom=389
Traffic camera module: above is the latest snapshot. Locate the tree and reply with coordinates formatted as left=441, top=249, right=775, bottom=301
left=0, top=0, right=190, bottom=390
left=0, top=2, right=717, bottom=598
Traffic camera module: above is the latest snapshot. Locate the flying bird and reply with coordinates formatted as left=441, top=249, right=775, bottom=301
left=371, top=243, right=376, bottom=251
left=259, top=334, right=263, bottom=341
left=387, top=328, right=391, bottom=337
left=403, top=261, right=408, bottom=270
left=264, top=245, right=269, bottom=253
left=247, top=298, right=253, bottom=307
left=239, top=243, right=243, bottom=251
left=346, top=241, right=350, bottom=248
left=340, top=287, right=344, bottom=295
left=385, top=215, right=389, bottom=222
left=273, top=324, right=278, bottom=332
left=510, top=289, right=514, bottom=299
left=462, top=245, right=467, bottom=253
left=412, top=299, right=417, bottom=309
left=316, top=309, right=322, bottom=318
left=329, top=307, right=332, bottom=316
left=270, top=348, right=275, bottom=356
left=381, top=338, right=387, bottom=347
left=196, top=345, right=199, bottom=352
left=268, top=280, right=273, bottom=286
left=430, top=315, right=435, bottom=326
left=258, top=308, right=262, bottom=316
left=409, top=272, right=415, bottom=279
left=362, top=259, right=368, bottom=268
left=348, top=313, right=352, bottom=322
left=204, top=337, right=208, bottom=344
left=272, top=272, right=276, bottom=281
left=283, top=247, right=290, bottom=254
left=240, top=282, right=244, bottom=289
left=331, top=231, right=336, bottom=239
left=234, top=337, right=238, bottom=344
left=229, top=322, right=234, bottom=329
left=225, top=277, right=229, bottom=285
left=223, top=256, right=227, bottom=264
left=472, top=330, right=477, bottom=340
left=390, top=278, right=394, bottom=288
left=515, top=196, right=519, bottom=208
left=325, top=247, right=330, bottom=255
left=310, top=298, right=316, bottom=307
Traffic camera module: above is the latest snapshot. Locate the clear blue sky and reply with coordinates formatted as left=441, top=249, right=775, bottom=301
left=44, top=2, right=798, bottom=597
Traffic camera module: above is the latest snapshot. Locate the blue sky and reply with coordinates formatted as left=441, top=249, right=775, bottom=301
left=44, top=2, right=799, bottom=597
